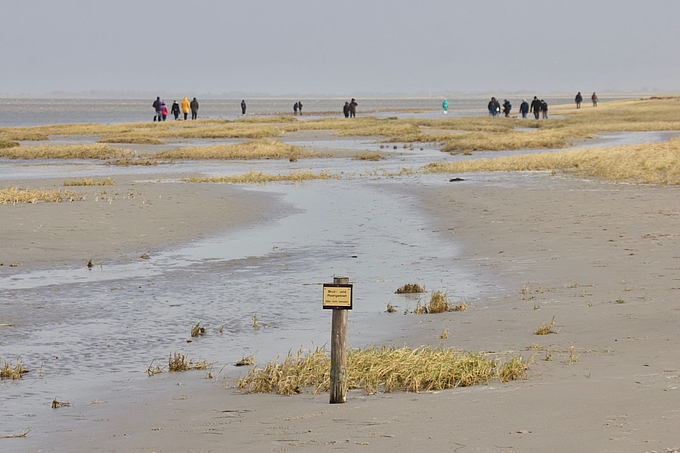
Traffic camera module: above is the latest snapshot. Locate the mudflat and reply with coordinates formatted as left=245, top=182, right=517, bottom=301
left=3, top=171, right=679, bottom=453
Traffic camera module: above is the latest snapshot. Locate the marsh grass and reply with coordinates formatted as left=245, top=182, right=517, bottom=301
left=1, top=358, right=27, bottom=380
left=0, top=428, right=31, bottom=439
left=0, top=187, right=86, bottom=204
left=425, top=138, right=680, bottom=185
left=534, top=316, right=557, bottom=335
left=352, top=152, right=385, bottom=161
left=453, top=300, right=469, bottom=312
left=0, top=144, right=133, bottom=160
left=414, top=291, right=453, bottom=314
left=440, top=328, right=449, bottom=339
left=63, top=177, right=114, bottom=187
left=235, top=355, right=255, bottom=367
left=185, top=170, right=339, bottom=184
left=156, top=140, right=312, bottom=160
left=386, top=303, right=397, bottom=313
left=108, top=157, right=160, bottom=166
left=236, top=346, right=529, bottom=395
left=191, top=322, right=206, bottom=338
left=51, top=398, right=71, bottom=409
left=168, top=352, right=209, bottom=372
left=0, top=138, right=19, bottom=149
left=395, top=283, right=426, bottom=294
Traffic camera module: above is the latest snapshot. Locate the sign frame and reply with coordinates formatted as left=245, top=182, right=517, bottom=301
left=322, top=283, right=353, bottom=310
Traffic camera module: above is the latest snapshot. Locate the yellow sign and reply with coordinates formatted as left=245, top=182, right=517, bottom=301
left=323, top=284, right=353, bottom=309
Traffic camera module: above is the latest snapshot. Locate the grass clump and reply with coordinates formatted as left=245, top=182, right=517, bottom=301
left=156, top=139, right=314, bottom=160
left=0, top=187, right=86, bottom=204
left=395, top=283, right=426, bottom=294
left=235, top=355, right=255, bottom=367
left=185, top=170, right=339, bottom=185
left=190, top=322, right=206, bottom=337
left=168, top=352, right=209, bottom=372
left=236, top=346, right=529, bottom=396
left=352, top=152, right=384, bottom=161
left=63, top=177, right=114, bottom=187
left=0, top=138, right=19, bottom=149
left=414, top=291, right=452, bottom=314
left=534, top=316, right=557, bottom=335
left=1, top=358, right=27, bottom=380
left=386, top=303, right=397, bottom=313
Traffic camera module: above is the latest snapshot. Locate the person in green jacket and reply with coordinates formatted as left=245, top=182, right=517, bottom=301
left=442, top=99, right=449, bottom=114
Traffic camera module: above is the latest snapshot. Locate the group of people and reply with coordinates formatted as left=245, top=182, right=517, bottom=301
left=342, top=98, right=358, bottom=118
left=575, top=92, right=598, bottom=108
left=475, top=91, right=599, bottom=120
left=153, top=96, right=199, bottom=121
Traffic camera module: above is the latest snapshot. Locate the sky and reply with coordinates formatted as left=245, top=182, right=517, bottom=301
left=1, top=0, right=679, bottom=97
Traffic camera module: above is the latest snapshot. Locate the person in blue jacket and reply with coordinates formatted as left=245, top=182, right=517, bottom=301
left=442, top=98, right=449, bottom=114
left=519, top=99, right=529, bottom=119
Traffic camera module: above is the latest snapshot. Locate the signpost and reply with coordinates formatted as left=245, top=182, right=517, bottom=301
left=323, top=277, right=352, bottom=404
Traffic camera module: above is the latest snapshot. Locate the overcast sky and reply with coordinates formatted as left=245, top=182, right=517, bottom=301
left=1, top=0, right=678, bottom=96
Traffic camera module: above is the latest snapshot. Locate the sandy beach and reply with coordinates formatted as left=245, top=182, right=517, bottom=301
left=2, top=117, right=680, bottom=453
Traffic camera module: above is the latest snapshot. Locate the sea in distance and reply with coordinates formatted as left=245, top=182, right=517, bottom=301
left=0, top=95, right=638, bottom=128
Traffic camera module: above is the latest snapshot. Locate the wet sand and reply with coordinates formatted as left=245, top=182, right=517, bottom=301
left=2, top=145, right=680, bottom=452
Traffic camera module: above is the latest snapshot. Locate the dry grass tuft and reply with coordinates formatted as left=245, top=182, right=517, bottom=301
left=235, top=355, right=255, bottom=367
left=1, top=358, right=27, bottom=380
left=414, top=291, right=453, bottom=314
left=440, top=328, right=449, bottom=339
left=108, top=157, right=160, bottom=166
left=352, top=152, right=385, bottom=161
left=395, top=283, right=426, bottom=294
left=185, top=170, right=339, bottom=185
left=425, top=138, right=680, bottom=185
left=191, top=322, right=206, bottom=338
left=453, top=300, right=469, bottom=312
left=0, top=428, right=32, bottom=439
left=236, top=346, right=529, bottom=395
left=63, top=177, right=114, bottom=187
left=534, top=316, right=557, bottom=335
left=157, top=139, right=314, bottom=160
left=0, top=138, right=20, bottom=149
left=51, top=398, right=71, bottom=409
left=0, top=187, right=86, bottom=204
left=168, top=352, right=209, bottom=372
left=386, top=303, right=397, bottom=313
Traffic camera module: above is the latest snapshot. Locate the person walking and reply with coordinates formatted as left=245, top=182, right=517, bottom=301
left=349, top=98, right=358, bottom=117
left=298, top=101, right=303, bottom=115
left=591, top=92, right=598, bottom=107
left=540, top=99, right=549, bottom=119
left=241, top=100, right=247, bottom=115
left=442, top=98, right=449, bottom=114
left=171, top=100, right=180, bottom=120
left=293, top=102, right=299, bottom=115
left=343, top=102, right=350, bottom=118
left=160, top=101, right=168, bottom=121
left=519, top=99, right=529, bottom=119
left=181, top=96, right=190, bottom=120
left=190, top=97, right=199, bottom=119
left=530, top=96, right=542, bottom=120
left=152, top=96, right=162, bottom=122
left=575, top=92, right=583, bottom=109
left=488, top=97, right=496, bottom=116
left=503, top=99, right=512, bottom=117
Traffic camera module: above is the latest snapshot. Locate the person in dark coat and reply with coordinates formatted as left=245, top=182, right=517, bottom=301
left=503, top=99, right=512, bottom=117
left=519, top=99, right=529, bottom=119
left=241, top=100, right=247, bottom=115
left=343, top=102, right=350, bottom=118
left=575, top=92, right=583, bottom=109
left=190, top=98, right=199, bottom=120
left=488, top=97, right=496, bottom=116
left=152, top=96, right=162, bottom=122
left=530, top=96, right=542, bottom=120
left=171, top=100, right=180, bottom=120
left=591, top=92, right=598, bottom=107
left=540, top=99, right=549, bottom=119
left=349, top=98, right=358, bottom=117
left=298, top=101, right=303, bottom=115
left=293, top=102, right=299, bottom=115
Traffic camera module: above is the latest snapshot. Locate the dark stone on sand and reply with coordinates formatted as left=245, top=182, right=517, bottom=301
left=449, top=177, right=466, bottom=182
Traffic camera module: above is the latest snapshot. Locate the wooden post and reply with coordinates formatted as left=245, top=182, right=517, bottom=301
left=330, top=276, right=349, bottom=404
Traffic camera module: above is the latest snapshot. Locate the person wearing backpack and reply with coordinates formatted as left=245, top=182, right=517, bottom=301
left=575, top=92, right=583, bottom=109
left=503, top=99, right=512, bottom=117
left=540, top=99, right=549, bottom=119
left=519, top=99, right=529, bottom=119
